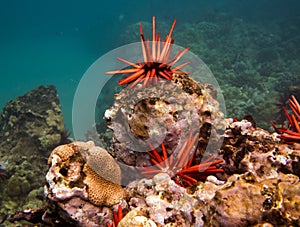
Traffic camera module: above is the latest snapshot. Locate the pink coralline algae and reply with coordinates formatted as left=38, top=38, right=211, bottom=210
left=8, top=115, right=300, bottom=226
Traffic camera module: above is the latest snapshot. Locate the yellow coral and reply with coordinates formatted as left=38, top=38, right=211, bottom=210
left=48, top=143, right=79, bottom=163
left=47, top=141, right=125, bottom=207
left=83, top=164, right=125, bottom=206
left=81, top=146, right=122, bottom=184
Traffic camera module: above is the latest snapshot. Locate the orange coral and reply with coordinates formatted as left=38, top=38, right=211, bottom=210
left=47, top=141, right=125, bottom=207
left=83, top=164, right=125, bottom=206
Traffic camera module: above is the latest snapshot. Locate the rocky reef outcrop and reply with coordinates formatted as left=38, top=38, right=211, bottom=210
left=120, top=15, right=300, bottom=130
left=0, top=85, right=67, bottom=225
left=9, top=118, right=300, bottom=226
left=115, top=119, right=300, bottom=227
left=41, top=141, right=125, bottom=226
left=3, top=13, right=300, bottom=226
left=121, top=171, right=300, bottom=226
left=105, top=74, right=225, bottom=169
left=1, top=62, right=299, bottom=227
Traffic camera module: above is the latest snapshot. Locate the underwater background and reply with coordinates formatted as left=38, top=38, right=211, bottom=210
left=1, top=0, right=300, bottom=132
left=1, top=1, right=300, bottom=226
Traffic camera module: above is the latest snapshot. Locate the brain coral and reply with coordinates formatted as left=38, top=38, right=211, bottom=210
left=80, top=145, right=122, bottom=184
left=46, top=141, right=125, bottom=207
left=83, top=164, right=125, bottom=206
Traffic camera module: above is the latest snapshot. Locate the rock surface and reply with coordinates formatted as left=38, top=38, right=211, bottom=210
left=105, top=74, right=225, bottom=167
left=3, top=86, right=300, bottom=226
left=43, top=141, right=125, bottom=226
left=119, top=119, right=300, bottom=227
left=0, top=85, right=66, bottom=225
left=7, top=119, right=300, bottom=226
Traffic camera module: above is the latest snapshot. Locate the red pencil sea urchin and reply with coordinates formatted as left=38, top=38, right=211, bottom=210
left=271, top=95, right=300, bottom=144
left=140, top=133, right=224, bottom=187
left=105, top=16, right=190, bottom=88
left=106, top=204, right=125, bottom=227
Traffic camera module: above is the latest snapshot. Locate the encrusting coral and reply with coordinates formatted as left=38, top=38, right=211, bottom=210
left=46, top=141, right=125, bottom=205
left=83, top=164, right=123, bottom=206
left=43, top=141, right=125, bottom=226
left=80, top=145, right=122, bottom=185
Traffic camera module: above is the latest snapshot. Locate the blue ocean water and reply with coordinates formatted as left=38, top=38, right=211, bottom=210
left=0, top=0, right=299, bottom=132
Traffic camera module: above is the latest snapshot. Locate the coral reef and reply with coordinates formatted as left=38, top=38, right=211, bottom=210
left=119, top=15, right=300, bottom=129
left=8, top=108, right=300, bottom=226
left=173, top=16, right=299, bottom=130
left=105, top=74, right=225, bottom=168
left=123, top=172, right=300, bottom=226
left=222, top=118, right=300, bottom=179
left=0, top=85, right=67, bottom=226
left=120, top=119, right=300, bottom=226
left=42, top=141, right=125, bottom=226
left=4, top=15, right=300, bottom=227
